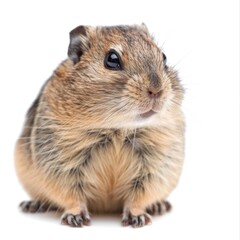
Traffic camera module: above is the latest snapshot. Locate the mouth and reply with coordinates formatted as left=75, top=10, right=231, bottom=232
left=139, top=110, right=157, bottom=119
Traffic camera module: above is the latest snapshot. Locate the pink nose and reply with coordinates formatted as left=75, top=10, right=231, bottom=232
left=148, top=88, right=162, bottom=99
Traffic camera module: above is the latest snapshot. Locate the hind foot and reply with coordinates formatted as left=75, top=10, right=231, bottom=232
left=19, top=200, right=58, bottom=213
left=146, top=200, right=172, bottom=215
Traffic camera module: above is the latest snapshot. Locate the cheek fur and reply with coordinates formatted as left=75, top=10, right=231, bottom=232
left=124, top=77, right=152, bottom=112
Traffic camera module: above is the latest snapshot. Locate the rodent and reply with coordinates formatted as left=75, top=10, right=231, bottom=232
left=15, top=24, right=185, bottom=228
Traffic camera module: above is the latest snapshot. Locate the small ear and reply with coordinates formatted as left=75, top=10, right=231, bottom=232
left=68, top=25, right=90, bottom=64
left=140, top=23, right=150, bottom=35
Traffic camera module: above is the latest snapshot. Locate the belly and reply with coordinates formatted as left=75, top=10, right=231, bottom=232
left=82, top=140, right=140, bottom=213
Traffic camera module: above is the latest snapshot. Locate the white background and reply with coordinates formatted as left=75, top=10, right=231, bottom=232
left=0, top=0, right=239, bottom=239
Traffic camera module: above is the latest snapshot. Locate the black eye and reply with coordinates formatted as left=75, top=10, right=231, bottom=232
left=162, top=52, right=167, bottom=66
left=104, top=49, right=123, bottom=70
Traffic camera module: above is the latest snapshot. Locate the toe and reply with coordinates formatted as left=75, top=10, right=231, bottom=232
left=20, top=201, right=30, bottom=212
left=20, top=201, right=41, bottom=213
left=164, top=201, right=172, bottom=212
left=29, top=201, right=40, bottom=213
left=122, top=212, right=130, bottom=226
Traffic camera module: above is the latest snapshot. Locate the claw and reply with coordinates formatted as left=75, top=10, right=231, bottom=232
left=61, top=210, right=91, bottom=227
left=122, top=211, right=152, bottom=228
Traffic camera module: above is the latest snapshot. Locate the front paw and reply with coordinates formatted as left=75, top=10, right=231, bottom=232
left=61, top=210, right=91, bottom=227
left=122, top=210, right=152, bottom=228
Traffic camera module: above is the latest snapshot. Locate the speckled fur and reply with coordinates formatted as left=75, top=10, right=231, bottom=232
left=15, top=24, right=185, bottom=227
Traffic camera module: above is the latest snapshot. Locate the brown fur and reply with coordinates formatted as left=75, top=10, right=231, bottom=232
left=15, top=24, right=185, bottom=227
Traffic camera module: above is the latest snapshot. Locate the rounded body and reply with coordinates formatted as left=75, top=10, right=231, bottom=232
left=15, top=24, right=185, bottom=227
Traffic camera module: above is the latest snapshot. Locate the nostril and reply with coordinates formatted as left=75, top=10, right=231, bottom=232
left=148, top=89, right=161, bottom=98
left=148, top=90, right=154, bottom=97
